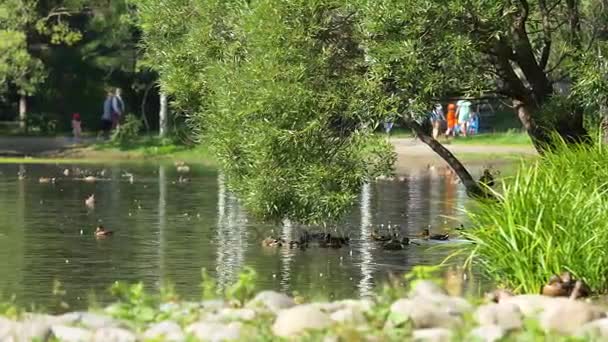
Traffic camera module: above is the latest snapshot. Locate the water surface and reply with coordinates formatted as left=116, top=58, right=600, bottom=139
left=0, top=163, right=479, bottom=310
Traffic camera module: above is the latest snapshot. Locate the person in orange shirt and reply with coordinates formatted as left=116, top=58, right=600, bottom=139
left=445, top=103, right=456, bottom=136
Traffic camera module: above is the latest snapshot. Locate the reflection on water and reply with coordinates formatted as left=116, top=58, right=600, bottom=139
left=0, top=163, right=477, bottom=310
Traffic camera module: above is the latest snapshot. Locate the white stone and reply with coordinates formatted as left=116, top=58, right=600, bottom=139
left=475, top=303, right=523, bottom=331
left=469, top=325, right=505, bottom=342
left=93, top=327, right=136, bottom=342
left=576, top=317, right=608, bottom=339
left=61, top=312, right=123, bottom=329
left=388, top=298, right=462, bottom=329
left=330, top=307, right=366, bottom=325
left=498, top=295, right=558, bottom=317
left=247, top=291, right=295, bottom=313
left=51, top=325, right=93, bottom=342
left=143, top=321, right=185, bottom=341
left=539, top=299, right=605, bottom=334
left=272, top=304, right=332, bottom=337
left=186, top=322, right=242, bottom=342
left=412, top=328, right=453, bottom=342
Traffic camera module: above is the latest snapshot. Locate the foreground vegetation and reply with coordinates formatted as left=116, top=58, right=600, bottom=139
left=466, top=142, right=608, bottom=294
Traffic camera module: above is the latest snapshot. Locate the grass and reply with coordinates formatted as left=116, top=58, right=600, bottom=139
left=0, top=136, right=217, bottom=165
left=464, top=141, right=608, bottom=294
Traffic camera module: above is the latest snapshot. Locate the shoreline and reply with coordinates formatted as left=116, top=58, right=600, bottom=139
left=1, top=281, right=606, bottom=341
left=0, top=137, right=536, bottom=172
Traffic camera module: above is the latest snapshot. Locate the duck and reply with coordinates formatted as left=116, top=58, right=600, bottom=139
left=262, top=237, right=283, bottom=247
left=85, top=194, right=95, bottom=208
left=419, top=228, right=449, bottom=241
left=541, top=272, right=590, bottom=299
left=95, top=225, right=113, bottom=237
left=39, top=177, right=55, bottom=184
left=319, top=234, right=349, bottom=248
left=479, top=168, right=495, bottom=187
left=84, top=176, right=97, bottom=183
left=176, top=163, right=190, bottom=173
left=289, top=237, right=308, bottom=250
left=382, top=237, right=411, bottom=250
left=63, top=169, right=70, bottom=177
left=371, top=230, right=391, bottom=242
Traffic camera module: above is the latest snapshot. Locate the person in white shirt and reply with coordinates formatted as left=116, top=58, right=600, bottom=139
left=111, top=88, right=125, bottom=130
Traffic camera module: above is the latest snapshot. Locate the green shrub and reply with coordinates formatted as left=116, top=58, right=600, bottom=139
left=111, top=114, right=142, bottom=144
left=465, top=141, right=608, bottom=294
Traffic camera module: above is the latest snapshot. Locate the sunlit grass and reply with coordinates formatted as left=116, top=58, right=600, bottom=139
left=465, top=142, right=608, bottom=294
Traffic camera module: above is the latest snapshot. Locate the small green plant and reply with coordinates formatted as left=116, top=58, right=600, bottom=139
left=225, top=267, right=257, bottom=306
left=106, top=281, right=157, bottom=324
left=111, top=114, right=142, bottom=144
left=51, top=279, right=70, bottom=312
left=201, top=268, right=219, bottom=300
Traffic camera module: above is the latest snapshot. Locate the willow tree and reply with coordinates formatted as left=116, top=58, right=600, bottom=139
left=137, top=0, right=395, bottom=223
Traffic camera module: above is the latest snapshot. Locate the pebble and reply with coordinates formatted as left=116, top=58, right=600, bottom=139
left=330, top=307, right=366, bottom=325
left=468, top=325, right=505, bottom=342
left=51, top=325, right=93, bottom=342
left=474, top=303, right=523, bottom=331
left=143, top=321, right=185, bottom=341
left=388, top=298, right=462, bottom=329
left=0, top=317, right=15, bottom=340
left=412, top=328, right=453, bottom=342
left=93, top=327, right=136, bottom=342
left=61, top=312, right=124, bottom=329
left=186, top=321, right=242, bottom=341
left=576, top=317, right=608, bottom=339
left=409, top=280, right=446, bottom=298
left=272, top=304, right=332, bottom=337
left=247, top=290, right=295, bottom=313
left=499, top=294, right=557, bottom=317
left=539, top=299, right=606, bottom=334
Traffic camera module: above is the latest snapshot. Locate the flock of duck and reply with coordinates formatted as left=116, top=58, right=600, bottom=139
left=262, top=223, right=460, bottom=251
left=21, top=161, right=194, bottom=239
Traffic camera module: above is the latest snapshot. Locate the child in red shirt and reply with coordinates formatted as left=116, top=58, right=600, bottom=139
left=72, top=113, right=82, bottom=140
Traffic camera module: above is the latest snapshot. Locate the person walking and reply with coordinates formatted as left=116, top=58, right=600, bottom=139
left=430, top=104, right=445, bottom=139
left=456, top=99, right=472, bottom=137
left=71, top=113, right=82, bottom=141
left=111, top=88, right=125, bottom=130
left=445, top=103, right=456, bottom=136
left=100, top=90, right=113, bottom=139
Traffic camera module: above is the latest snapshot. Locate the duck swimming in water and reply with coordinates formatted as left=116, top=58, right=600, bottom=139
left=95, top=225, right=113, bottom=237
left=479, top=168, right=495, bottom=187
left=419, top=228, right=449, bottom=241
left=262, top=237, right=284, bottom=247
left=382, top=237, right=411, bottom=250
left=85, top=194, right=95, bottom=208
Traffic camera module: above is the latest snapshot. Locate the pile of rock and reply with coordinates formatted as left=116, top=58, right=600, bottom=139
left=1, top=284, right=608, bottom=341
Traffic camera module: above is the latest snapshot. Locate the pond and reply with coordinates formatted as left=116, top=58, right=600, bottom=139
left=0, top=162, right=484, bottom=310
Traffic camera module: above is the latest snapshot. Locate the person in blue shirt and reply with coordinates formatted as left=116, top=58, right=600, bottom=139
left=456, top=99, right=472, bottom=137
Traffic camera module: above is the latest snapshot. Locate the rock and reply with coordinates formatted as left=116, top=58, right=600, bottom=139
left=247, top=291, right=295, bottom=313
left=186, top=322, right=242, bottom=342
left=474, top=303, right=523, bottom=331
left=576, top=318, right=608, bottom=339
left=0, top=317, right=15, bottom=341
left=468, top=325, right=505, bottom=342
left=539, top=299, right=606, bottom=334
left=388, top=298, right=462, bottom=329
left=60, top=312, right=124, bottom=329
left=412, top=328, right=453, bottom=342
left=143, top=321, right=185, bottom=341
left=216, top=308, right=257, bottom=322
left=14, top=320, right=52, bottom=342
left=93, top=327, right=136, bottom=342
left=409, top=281, right=446, bottom=298
left=312, top=299, right=374, bottom=314
left=330, top=307, right=366, bottom=325
left=498, top=295, right=558, bottom=317
left=51, top=325, right=94, bottom=342
left=272, top=304, right=332, bottom=337
left=199, top=299, right=227, bottom=311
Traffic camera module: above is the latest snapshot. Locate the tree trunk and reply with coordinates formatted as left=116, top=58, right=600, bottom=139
left=19, top=95, right=27, bottom=131
left=405, top=118, right=489, bottom=198
left=159, top=92, right=168, bottom=138
left=140, top=82, right=153, bottom=133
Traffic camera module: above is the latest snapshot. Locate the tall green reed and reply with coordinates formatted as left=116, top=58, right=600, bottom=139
left=465, top=141, right=608, bottom=294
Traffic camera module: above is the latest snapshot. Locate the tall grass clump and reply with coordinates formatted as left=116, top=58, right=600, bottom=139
left=465, top=141, right=608, bottom=294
